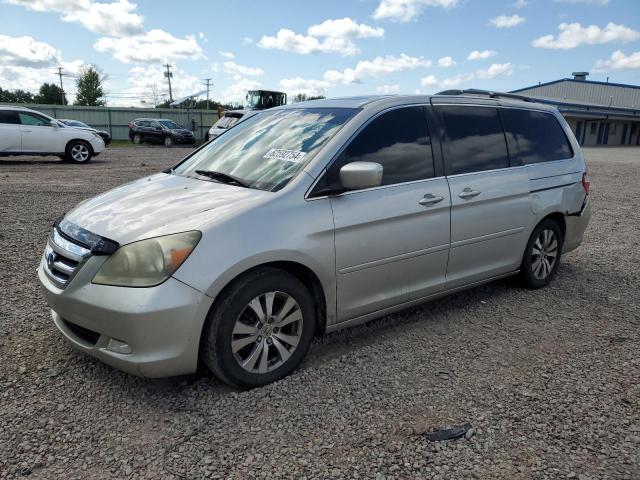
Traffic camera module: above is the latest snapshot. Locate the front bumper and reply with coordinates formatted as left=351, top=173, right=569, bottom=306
left=38, top=256, right=213, bottom=378
left=172, top=135, right=195, bottom=144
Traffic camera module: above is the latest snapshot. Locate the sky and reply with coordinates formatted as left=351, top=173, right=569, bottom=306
left=0, top=0, right=638, bottom=107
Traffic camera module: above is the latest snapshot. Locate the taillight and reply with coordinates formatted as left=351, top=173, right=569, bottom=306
left=582, top=172, right=590, bottom=194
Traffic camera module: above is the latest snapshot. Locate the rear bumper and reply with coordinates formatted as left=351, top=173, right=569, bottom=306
left=563, top=197, right=591, bottom=254
left=38, top=258, right=213, bottom=378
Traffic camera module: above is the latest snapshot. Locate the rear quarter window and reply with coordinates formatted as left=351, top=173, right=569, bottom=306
left=0, top=110, right=19, bottom=124
left=500, top=108, right=573, bottom=165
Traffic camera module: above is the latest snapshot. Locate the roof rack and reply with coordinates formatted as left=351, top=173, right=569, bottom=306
left=436, top=89, right=533, bottom=103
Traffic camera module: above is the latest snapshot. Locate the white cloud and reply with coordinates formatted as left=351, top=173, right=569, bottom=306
left=279, top=77, right=332, bottom=97
left=490, top=14, right=525, bottom=28
left=0, top=34, right=61, bottom=67
left=438, top=56, right=456, bottom=68
left=307, top=17, right=384, bottom=39
left=258, top=18, right=384, bottom=56
left=532, top=22, right=640, bottom=49
left=0, top=34, right=86, bottom=101
left=372, top=0, right=460, bottom=22
left=221, top=77, right=261, bottom=104
left=511, top=0, right=527, bottom=8
left=5, top=0, right=144, bottom=37
left=94, top=29, right=204, bottom=63
left=376, top=84, right=401, bottom=93
left=420, top=73, right=465, bottom=90
left=218, top=50, right=234, bottom=59
left=594, top=50, right=640, bottom=72
left=222, top=61, right=264, bottom=77
left=476, top=62, right=514, bottom=78
left=467, top=49, right=497, bottom=61
left=242, top=36, right=253, bottom=45
left=324, top=53, right=431, bottom=84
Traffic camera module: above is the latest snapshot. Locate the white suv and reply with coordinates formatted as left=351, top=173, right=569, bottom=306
left=0, top=106, right=105, bottom=163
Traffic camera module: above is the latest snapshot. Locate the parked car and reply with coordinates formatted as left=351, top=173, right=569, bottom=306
left=206, top=110, right=256, bottom=141
left=0, top=106, right=105, bottom=163
left=58, top=119, right=111, bottom=145
left=39, top=93, right=591, bottom=388
left=128, top=118, right=195, bottom=147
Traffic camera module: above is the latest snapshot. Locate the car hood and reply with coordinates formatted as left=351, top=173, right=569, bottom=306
left=65, top=173, right=270, bottom=245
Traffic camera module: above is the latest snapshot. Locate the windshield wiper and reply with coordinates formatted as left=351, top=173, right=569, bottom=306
left=195, top=170, right=249, bottom=188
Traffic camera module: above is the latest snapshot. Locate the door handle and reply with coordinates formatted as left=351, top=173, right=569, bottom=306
left=458, top=187, right=481, bottom=200
left=419, top=193, right=444, bottom=206
left=22, top=129, right=32, bottom=133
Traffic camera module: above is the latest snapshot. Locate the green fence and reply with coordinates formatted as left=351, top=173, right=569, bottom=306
left=0, top=103, right=220, bottom=141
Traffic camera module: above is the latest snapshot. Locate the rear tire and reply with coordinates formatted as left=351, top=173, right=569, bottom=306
left=201, top=267, right=316, bottom=389
left=132, top=134, right=142, bottom=145
left=65, top=140, right=92, bottom=164
left=164, top=136, right=173, bottom=147
left=519, top=219, right=563, bottom=289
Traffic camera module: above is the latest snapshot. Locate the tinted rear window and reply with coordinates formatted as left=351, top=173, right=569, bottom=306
left=501, top=109, right=573, bottom=165
left=0, top=110, right=19, bottom=124
left=437, top=106, right=509, bottom=175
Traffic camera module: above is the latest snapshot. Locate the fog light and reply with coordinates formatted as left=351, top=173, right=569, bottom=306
left=106, top=338, right=132, bottom=355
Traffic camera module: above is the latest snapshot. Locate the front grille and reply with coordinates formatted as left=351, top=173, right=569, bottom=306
left=43, top=228, right=91, bottom=288
left=62, top=319, right=100, bottom=345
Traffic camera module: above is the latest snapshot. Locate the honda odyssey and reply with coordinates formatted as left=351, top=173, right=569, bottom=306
left=38, top=93, right=591, bottom=388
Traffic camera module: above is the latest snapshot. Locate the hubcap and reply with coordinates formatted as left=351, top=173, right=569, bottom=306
left=134, top=135, right=141, bottom=144
left=165, top=137, right=172, bottom=146
left=531, top=228, right=558, bottom=280
left=71, top=144, right=89, bottom=162
left=231, top=291, right=303, bottom=374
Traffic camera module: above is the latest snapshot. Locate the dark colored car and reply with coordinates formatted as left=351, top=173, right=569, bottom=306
left=58, top=119, right=111, bottom=145
left=128, top=118, right=195, bottom=147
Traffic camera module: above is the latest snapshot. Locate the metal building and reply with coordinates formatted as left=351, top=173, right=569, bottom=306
left=511, top=72, right=640, bottom=146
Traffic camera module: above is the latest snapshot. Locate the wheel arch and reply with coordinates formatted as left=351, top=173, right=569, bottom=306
left=540, top=211, right=566, bottom=241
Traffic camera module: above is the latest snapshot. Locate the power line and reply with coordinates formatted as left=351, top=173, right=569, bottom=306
left=163, top=64, right=173, bottom=103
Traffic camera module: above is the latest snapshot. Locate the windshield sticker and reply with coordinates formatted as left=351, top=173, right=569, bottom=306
left=264, top=148, right=307, bottom=163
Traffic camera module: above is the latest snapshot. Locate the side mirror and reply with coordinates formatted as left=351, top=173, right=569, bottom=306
left=50, top=120, right=59, bottom=128
left=339, top=161, right=383, bottom=190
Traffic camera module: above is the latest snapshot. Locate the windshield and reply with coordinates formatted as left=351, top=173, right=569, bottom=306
left=174, top=108, right=357, bottom=191
left=214, top=114, right=242, bottom=129
left=159, top=120, right=180, bottom=129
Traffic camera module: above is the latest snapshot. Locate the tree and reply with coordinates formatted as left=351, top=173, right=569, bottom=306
left=35, top=83, right=65, bottom=105
left=75, top=66, right=105, bottom=106
left=293, top=93, right=326, bottom=103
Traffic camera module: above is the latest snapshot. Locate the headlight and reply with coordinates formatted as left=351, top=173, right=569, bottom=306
left=93, top=132, right=104, bottom=141
left=92, top=231, right=201, bottom=287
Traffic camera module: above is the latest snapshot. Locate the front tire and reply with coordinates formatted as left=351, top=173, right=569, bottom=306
left=202, top=267, right=316, bottom=389
left=65, top=141, right=92, bottom=164
left=519, top=219, right=563, bottom=289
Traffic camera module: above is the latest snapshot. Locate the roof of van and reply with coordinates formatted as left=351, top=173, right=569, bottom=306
left=278, top=93, right=557, bottom=112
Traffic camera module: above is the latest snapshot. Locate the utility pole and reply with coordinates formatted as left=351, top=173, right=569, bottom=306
left=203, top=78, right=212, bottom=109
left=163, top=64, right=173, bottom=103
left=56, top=66, right=65, bottom=105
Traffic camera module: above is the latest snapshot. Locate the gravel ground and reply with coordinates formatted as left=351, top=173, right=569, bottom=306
left=0, top=146, right=638, bottom=480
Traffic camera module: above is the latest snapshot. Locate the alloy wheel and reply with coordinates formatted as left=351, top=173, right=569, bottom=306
left=231, top=291, right=303, bottom=374
left=164, top=136, right=173, bottom=147
left=71, top=144, right=90, bottom=162
left=531, top=228, right=558, bottom=280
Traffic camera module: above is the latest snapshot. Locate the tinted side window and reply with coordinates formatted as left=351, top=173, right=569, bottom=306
left=332, top=107, right=434, bottom=187
left=501, top=109, right=573, bottom=165
left=437, top=106, right=509, bottom=175
left=19, top=113, right=49, bottom=126
left=0, top=110, right=20, bottom=124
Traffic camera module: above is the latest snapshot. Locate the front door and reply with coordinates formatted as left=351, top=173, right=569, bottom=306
left=435, top=105, right=531, bottom=288
left=319, top=106, right=450, bottom=321
left=19, top=112, right=62, bottom=153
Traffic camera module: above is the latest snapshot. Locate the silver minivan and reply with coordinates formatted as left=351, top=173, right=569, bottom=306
left=38, top=93, right=591, bottom=388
